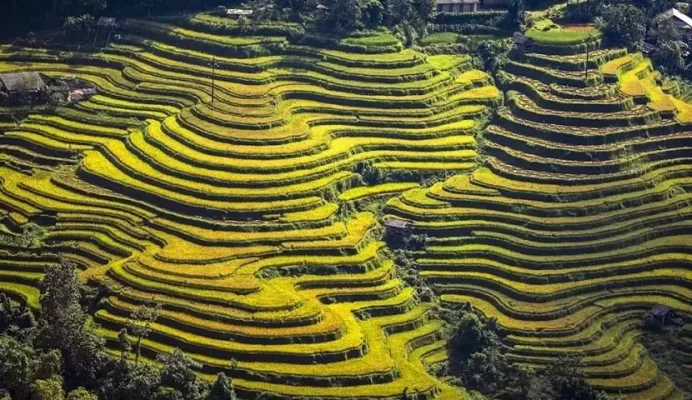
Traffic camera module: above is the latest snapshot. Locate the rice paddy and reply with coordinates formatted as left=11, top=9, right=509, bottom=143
left=386, top=37, right=692, bottom=399
left=0, top=11, right=690, bottom=400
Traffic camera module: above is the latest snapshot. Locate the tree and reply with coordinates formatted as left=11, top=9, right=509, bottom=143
left=475, top=39, right=512, bottom=75
left=526, top=375, right=556, bottom=400
left=37, top=260, right=105, bottom=388
left=362, top=0, right=384, bottom=28
left=325, top=0, right=364, bottom=34
left=0, top=293, right=36, bottom=335
left=462, top=347, right=510, bottom=393
left=153, top=386, right=185, bottom=400
left=97, top=360, right=160, bottom=400
left=652, top=18, right=688, bottom=75
left=38, top=261, right=83, bottom=347
left=382, top=0, right=431, bottom=42
left=541, top=357, right=610, bottom=400
left=0, top=335, right=35, bottom=399
left=207, top=373, right=237, bottom=400
left=632, top=0, right=675, bottom=17
left=654, top=40, right=687, bottom=74
left=157, top=349, right=204, bottom=400
left=507, top=0, right=526, bottom=30
left=29, top=377, right=65, bottom=400
left=383, top=0, right=408, bottom=25
left=63, top=14, right=95, bottom=40
left=354, top=161, right=385, bottom=185
left=597, top=4, right=647, bottom=48
left=134, top=0, right=165, bottom=17
left=117, top=328, right=132, bottom=361
left=450, top=308, right=501, bottom=361
left=66, top=388, right=98, bottom=400
left=656, top=17, right=680, bottom=44
left=127, top=303, right=161, bottom=366
left=79, top=0, right=107, bottom=14
left=34, top=350, right=63, bottom=380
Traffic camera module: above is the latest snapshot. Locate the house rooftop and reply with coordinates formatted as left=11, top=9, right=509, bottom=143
left=0, top=72, right=46, bottom=93
left=650, top=305, right=671, bottom=317
left=655, top=8, right=692, bottom=29
left=97, top=17, right=118, bottom=27
left=513, top=31, right=534, bottom=45
left=384, top=219, right=412, bottom=229
left=641, top=42, right=657, bottom=54
left=226, top=9, right=253, bottom=15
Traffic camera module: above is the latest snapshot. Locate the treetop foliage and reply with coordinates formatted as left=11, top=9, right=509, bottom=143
left=446, top=303, right=621, bottom=400
left=0, top=260, right=238, bottom=400
left=1, top=0, right=220, bottom=38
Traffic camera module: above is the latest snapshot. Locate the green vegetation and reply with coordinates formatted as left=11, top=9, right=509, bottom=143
left=340, top=33, right=401, bottom=46
left=385, top=11, right=692, bottom=398
left=525, top=28, right=599, bottom=45
left=420, top=32, right=462, bottom=46
left=1, top=2, right=692, bottom=400
left=0, top=261, right=239, bottom=400
left=445, top=304, right=619, bottom=400
left=0, top=9, right=499, bottom=400
left=597, top=4, right=647, bottom=48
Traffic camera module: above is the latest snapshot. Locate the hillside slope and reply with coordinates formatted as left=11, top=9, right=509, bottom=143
left=0, top=14, right=500, bottom=400
left=385, top=34, right=692, bottom=399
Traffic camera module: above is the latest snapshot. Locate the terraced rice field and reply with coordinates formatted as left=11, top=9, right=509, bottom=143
left=386, top=37, right=692, bottom=398
left=0, top=13, right=501, bottom=400
left=1, top=13, right=691, bottom=399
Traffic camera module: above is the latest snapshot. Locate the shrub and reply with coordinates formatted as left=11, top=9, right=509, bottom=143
left=207, top=373, right=237, bottom=400
left=63, top=14, right=94, bottom=41
left=505, top=0, right=526, bottom=31
left=540, top=358, right=611, bottom=400
left=354, top=161, right=385, bottom=185
left=475, top=39, right=512, bottom=75
left=653, top=40, right=688, bottom=75
left=390, top=249, right=436, bottom=302
left=0, top=293, right=36, bottom=335
left=66, top=388, right=97, bottom=400
left=597, top=4, right=646, bottom=49
left=156, top=349, right=204, bottom=400
left=29, top=377, right=65, bottom=400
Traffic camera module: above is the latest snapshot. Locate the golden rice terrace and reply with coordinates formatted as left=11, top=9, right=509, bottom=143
left=0, top=13, right=690, bottom=400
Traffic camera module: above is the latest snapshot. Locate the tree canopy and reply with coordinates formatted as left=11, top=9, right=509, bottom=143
left=0, top=260, right=237, bottom=400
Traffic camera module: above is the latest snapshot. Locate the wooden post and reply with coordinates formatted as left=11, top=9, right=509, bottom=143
left=584, top=33, right=592, bottom=81
left=208, top=57, right=219, bottom=103
left=105, top=27, right=113, bottom=47
left=92, top=28, right=100, bottom=48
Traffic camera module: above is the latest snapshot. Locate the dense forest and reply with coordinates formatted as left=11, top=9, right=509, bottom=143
left=1, top=262, right=240, bottom=400
left=1, top=0, right=223, bottom=38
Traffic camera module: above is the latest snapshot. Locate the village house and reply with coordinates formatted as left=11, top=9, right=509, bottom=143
left=0, top=72, right=98, bottom=105
left=215, top=6, right=253, bottom=19
left=0, top=71, right=48, bottom=104
left=68, top=87, right=98, bottom=103
left=513, top=31, right=535, bottom=53
left=436, top=0, right=480, bottom=13
left=384, top=218, right=413, bottom=239
left=652, top=8, right=692, bottom=42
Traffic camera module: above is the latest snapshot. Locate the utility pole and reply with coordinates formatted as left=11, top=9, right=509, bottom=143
left=584, top=33, right=592, bottom=82
left=208, top=56, right=219, bottom=103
